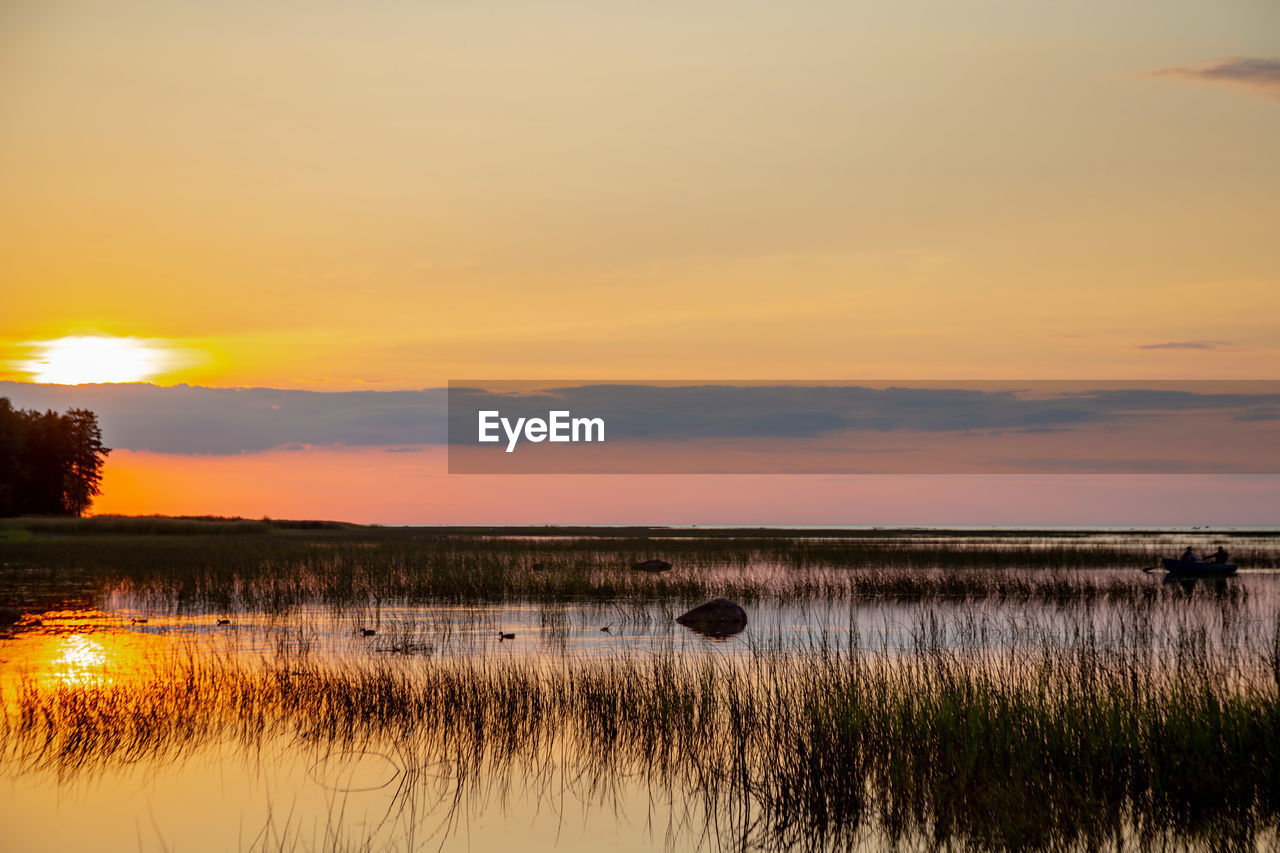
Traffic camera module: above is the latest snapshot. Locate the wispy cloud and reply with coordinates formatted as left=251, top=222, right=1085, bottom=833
left=1147, top=57, right=1280, bottom=100
left=1137, top=340, right=1233, bottom=351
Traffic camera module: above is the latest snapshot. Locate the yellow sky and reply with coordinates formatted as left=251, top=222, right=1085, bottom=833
left=2, top=0, right=1278, bottom=388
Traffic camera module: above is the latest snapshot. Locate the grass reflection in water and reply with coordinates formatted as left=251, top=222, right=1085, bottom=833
left=5, top=604, right=1280, bottom=852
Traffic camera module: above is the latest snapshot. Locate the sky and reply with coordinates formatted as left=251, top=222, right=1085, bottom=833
left=1, top=0, right=1277, bottom=523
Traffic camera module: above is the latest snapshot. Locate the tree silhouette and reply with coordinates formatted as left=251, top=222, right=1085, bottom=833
left=0, top=399, right=111, bottom=516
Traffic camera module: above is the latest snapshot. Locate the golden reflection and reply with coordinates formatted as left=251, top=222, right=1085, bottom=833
left=46, top=634, right=111, bottom=686
left=3, top=611, right=160, bottom=689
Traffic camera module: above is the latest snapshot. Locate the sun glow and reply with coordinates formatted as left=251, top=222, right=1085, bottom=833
left=46, top=634, right=111, bottom=686
left=17, top=335, right=174, bottom=384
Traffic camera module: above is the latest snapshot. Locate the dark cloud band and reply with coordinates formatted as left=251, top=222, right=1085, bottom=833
left=3, top=381, right=1279, bottom=473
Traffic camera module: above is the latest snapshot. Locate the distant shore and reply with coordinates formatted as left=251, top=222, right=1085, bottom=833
left=2, top=513, right=1277, bottom=538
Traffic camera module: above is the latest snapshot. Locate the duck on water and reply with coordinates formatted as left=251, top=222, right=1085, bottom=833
left=1145, top=545, right=1237, bottom=578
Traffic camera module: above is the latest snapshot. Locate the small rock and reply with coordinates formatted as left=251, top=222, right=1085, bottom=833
left=632, top=558, right=672, bottom=573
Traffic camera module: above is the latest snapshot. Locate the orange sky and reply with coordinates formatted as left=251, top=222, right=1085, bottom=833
left=2, top=0, right=1278, bottom=389
left=1, top=1, right=1277, bottom=522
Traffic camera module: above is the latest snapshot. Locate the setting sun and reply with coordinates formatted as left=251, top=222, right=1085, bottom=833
left=17, top=336, right=174, bottom=384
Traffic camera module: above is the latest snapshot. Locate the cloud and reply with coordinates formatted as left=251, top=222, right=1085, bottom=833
left=1234, top=407, right=1280, bottom=422
left=449, top=384, right=1280, bottom=446
left=0, top=382, right=448, bottom=454
left=447, top=384, right=1112, bottom=443
left=3, top=382, right=1279, bottom=462
left=1147, top=57, right=1280, bottom=100
left=1137, top=340, right=1232, bottom=351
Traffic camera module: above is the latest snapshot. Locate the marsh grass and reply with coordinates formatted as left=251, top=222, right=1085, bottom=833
left=5, top=526, right=1280, bottom=850
left=5, top=608, right=1280, bottom=852
left=2, top=528, right=1271, bottom=615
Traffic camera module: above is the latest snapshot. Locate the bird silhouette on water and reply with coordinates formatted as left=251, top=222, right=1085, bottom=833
left=601, top=624, right=612, bottom=634
left=498, top=632, right=515, bottom=642
left=216, top=618, right=231, bottom=626
left=131, top=618, right=148, bottom=625
left=360, top=628, right=377, bottom=637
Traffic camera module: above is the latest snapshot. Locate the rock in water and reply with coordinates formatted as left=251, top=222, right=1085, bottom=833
left=632, top=558, right=673, bottom=573
left=676, top=598, right=748, bottom=639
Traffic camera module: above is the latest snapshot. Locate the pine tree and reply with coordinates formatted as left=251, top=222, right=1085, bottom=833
left=0, top=399, right=111, bottom=516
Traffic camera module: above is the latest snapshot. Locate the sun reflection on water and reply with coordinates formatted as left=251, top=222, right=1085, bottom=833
left=46, top=634, right=111, bottom=686
left=1, top=611, right=165, bottom=690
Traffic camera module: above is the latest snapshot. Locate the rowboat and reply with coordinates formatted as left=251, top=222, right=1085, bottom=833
left=1153, top=558, right=1238, bottom=578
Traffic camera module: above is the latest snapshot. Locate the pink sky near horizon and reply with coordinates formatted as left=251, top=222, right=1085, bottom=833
left=93, top=446, right=1280, bottom=527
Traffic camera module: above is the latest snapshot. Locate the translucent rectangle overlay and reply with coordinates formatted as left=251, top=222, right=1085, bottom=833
left=447, top=380, right=1280, bottom=474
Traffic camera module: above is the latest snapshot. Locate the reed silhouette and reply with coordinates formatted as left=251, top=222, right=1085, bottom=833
left=4, top=526, right=1280, bottom=850
left=5, top=608, right=1280, bottom=851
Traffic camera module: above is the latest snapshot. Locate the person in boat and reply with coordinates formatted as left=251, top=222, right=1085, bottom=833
left=1180, top=546, right=1200, bottom=563
left=1210, top=546, right=1229, bottom=564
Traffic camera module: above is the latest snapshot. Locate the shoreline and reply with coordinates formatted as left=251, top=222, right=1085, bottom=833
left=3, top=514, right=1278, bottom=538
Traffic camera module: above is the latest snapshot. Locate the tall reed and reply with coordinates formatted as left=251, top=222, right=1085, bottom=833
left=5, top=609, right=1279, bottom=851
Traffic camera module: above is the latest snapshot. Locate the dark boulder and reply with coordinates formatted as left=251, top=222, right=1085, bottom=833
left=632, top=558, right=672, bottom=573
left=676, top=598, right=748, bottom=639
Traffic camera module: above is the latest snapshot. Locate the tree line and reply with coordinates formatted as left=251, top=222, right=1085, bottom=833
left=0, top=398, right=110, bottom=517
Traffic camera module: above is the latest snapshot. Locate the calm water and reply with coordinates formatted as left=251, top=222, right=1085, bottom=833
left=5, top=575, right=1279, bottom=670
left=4, top=533, right=1280, bottom=852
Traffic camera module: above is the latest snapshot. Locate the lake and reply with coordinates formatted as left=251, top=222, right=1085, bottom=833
left=3, top=523, right=1280, bottom=851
